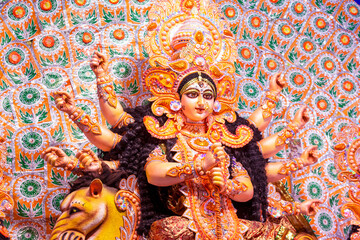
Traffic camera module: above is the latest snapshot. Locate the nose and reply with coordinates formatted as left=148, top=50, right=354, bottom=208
left=197, top=95, right=205, bottom=106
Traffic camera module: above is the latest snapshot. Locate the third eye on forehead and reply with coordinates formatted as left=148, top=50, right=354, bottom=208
left=185, top=81, right=213, bottom=93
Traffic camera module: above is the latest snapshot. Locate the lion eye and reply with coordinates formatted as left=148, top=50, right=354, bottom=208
left=69, top=207, right=80, bottom=215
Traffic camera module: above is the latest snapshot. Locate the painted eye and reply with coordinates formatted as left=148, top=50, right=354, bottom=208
left=69, top=207, right=81, bottom=215
left=203, top=93, right=214, bottom=100
left=185, top=91, right=199, bottom=98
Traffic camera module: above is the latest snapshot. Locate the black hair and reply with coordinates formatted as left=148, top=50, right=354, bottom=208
left=177, top=72, right=217, bottom=98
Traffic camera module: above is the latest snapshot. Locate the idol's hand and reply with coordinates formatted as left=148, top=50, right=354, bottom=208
left=299, top=199, right=321, bottom=216
left=269, top=72, right=286, bottom=94
left=76, top=148, right=102, bottom=173
left=210, top=167, right=226, bottom=193
left=292, top=105, right=310, bottom=129
left=300, top=145, right=320, bottom=167
left=90, top=51, right=108, bottom=78
left=54, top=91, right=76, bottom=115
left=204, top=142, right=226, bottom=171
left=41, top=147, right=71, bottom=168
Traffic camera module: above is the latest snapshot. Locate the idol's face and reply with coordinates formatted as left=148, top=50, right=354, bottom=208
left=180, top=80, right=215, bottom=122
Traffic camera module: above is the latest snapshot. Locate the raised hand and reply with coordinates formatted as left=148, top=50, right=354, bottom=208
left=292, top=105, right=310, bottom=129
left=299, top=199, right=322, bottom=216
left=76, top=148, right=102, bottom=173
left=90, top=51, right=108, bottom=78
left=204, top=142, right=227, bottom=171
left=54, top=91, right=76, bottom=115
left=300, top=145, right=320, bottom=167
left=41, top=147, right=71, bottom=169
left=269, top=72, right=286, bottom=94
left=209, top=167, right=226, bottom=192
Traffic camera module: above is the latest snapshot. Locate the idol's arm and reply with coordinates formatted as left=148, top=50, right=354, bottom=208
left=258, top=105, right=310, bottom=159
left=54, top=91, right=122, bottom=151
left=91, top=51, right=134, bottom=128
left=265, top=145, right=319, bottom=182
left=248, top=73, right=285, bottom=132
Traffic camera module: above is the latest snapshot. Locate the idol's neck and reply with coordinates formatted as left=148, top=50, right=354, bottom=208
left=180, top=118, right=207, bottom=136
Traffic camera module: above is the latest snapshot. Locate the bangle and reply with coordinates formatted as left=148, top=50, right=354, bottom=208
left=224, top=179, right=248, bottom=197
left=113, top=112, right=134, bottom=128
left=69, top=107, right=102, bottom=135
left=111, top=134, right=122, bottom=149
left=166, top=162, right=196, bottom=180
left=194, top=153, right=206, bottom=176
left=262, top=91, right=279, bottom=119
left=278, top=158, right=304, bottom=175
left=97, top=75, right=117, bottom=108
left=275, top=122, right=299, bottom=146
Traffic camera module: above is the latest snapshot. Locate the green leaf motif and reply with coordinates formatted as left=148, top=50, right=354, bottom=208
left=346, top=58, right=357, bottom=73
left=1, top=32, right=12, bottom=46
left=12, top=27, right=25, bottom=40
left=316, top=116, right=324, bottom=126
left=326, top=42, right=334, bottom=52
left=79, top=86, right=94, bottom=98
left=128, top=80, right=139, bottom=95
left=19, top=153, right=31, bottom=170
left=34, top=155, right=44, bottom=169
left=348, top=106, right=358, bottom=119
left=268, top=35, right=278, bottom=51
left=118, top=11, right=126, bottom=21
left=249, top=0, right=257, bottom=9
left=329, top=193, right=340, bottom=207
left=56, top=51, right=69, bottom=67
left=287, top=48, right=298, bottom=63
left=241, top=29, right=252, bottom=41
left=270, top=12, right=282, bottom=19
left=258, top=71, right=266, bottom=86
left=308, top=64, right=317, bottom=76
left=103, top=9, right=115, bottom=23
left=6, top=129, right=13, bottom=140
left=338, top=98, right=350, bottom=108
left=281, top=86, right=290, bottom=95
left=33, top=202, right=43, bottom=217
left=0, top=79, right=9, bottom=91
left=315, top=37, right=324, bottom=46
left=36, top=105, right=48, bottom=122
left=259, top=2, right=268, bottom=14
left=237, top=97, right=247, bottom=110
left=40, top=56, right=54, bottom=67
left=71, top=12, right=83, bottom=25
left=71, top=125, right=85, bottom=140
left=293, top=22, right=302, bottom=32
left=109, top=46, right=121, bottom=58
left=304, top=28, right=313, bottom=39
left=2, top=219, right=9, bottom=229
left=325, top=5, right=336, bottom=15
left=27, top=19, right=38, bottom=37
left=329, top=86, right=337, bottom=98
left=315, top=77, right=327, bottom=87
left=25, top=63, right=37, bottom=81
left=75, top=49, right=88, bottom=61
left=52, top=126, right=65, bottom=142
left=86, top=10, right=97, bottom=24
left=50, top=169, right=66, bottom=186
left=67, top=172, right=78, bottom=183
left=19, top=109, right=34, bottom=124
left=234, top=62, right=243, bottom=75
left=294, top=183, right=301, bottom=195
left=338, top=53, right=346, bottom=62
left=245, top=66, right=255, bottom=78
left=124, top=46, right=135, bottom=57
left=254, top=35, right=264, bottom=46
left=17, top=202, right=30, bottom=218
left=315, top=0, right=324, bottom=8
left=142, top=45, right=149, bottom=58
left=290, top=93, right=303, bottom=102
left=114, top=83, right=125, bottom=94
left=49, top=214, right=57, bottom=229
left=54, top=14, right=65, bottom=29
left=337, top=11, right=346, bottom=26
left=230, top=25, right=238, bottom=35
left=143, top=10, right=149, bottom=22
left=311, top=166, right=322, bottom=176
left=348, top=22, right=357, bottom=31
left=130, top=8, right=141, bottom=23
left=325, top=128, right=333, bottom=140
left=250, top=103, right=257, bottom=111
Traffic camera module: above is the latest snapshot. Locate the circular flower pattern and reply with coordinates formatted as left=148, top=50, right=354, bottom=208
left=346, top=2, right=360, bottom=19
left=20, top=179, right=42, bottom=198
left=37, top=0, right=58, bottom=14
left=71, top=0, right=91, bottom=8
left=303, top=176, right=327, bottom=202
left=15, top=175, right=45, bottom=202
left=310, top=91, right=336, bottom=118
left=1, top=96, right=12, bottom=114
left=336, top=32, right=354, bottom=49
left=46, top=189, right=68, bottom=215
left=5, top=48, right=26, bottom=67
left=77, top=64, right=96, bottom=83
left=75, top=30, right=95, bottom=47
left=240, top=81, right=261, bottom=101
left=42, top=72, right=63, bottom=89
left=8, top=3, right=29, bottom=21
left=16, top=226, right=40, bottom=240
left=288, top=1, right=308, bottom=19
left=245, top=11, right=268, bottom=33
left=313, top=207, right=338, bottom=235
left=325, top=162, right=338, bottom=182
left=301, top=128, right=329, bottom=156
left=299, top=37, right=317, bottom=55
left=276, top=22, right=295, bottom=40
left=320, top=57, right=337, bottom=75
left=236, top=41, right=258, bottom=66
left=21, top=131, right=43, bottom=151
left=220, top=3, right=242, bottom=23
left=18, top=88, right=41, bottom=106
left=39, top=35, right=60, bottom=52
left=111, top=61, right=133, bottom=79
left=262, top=55, right=282, bottom=74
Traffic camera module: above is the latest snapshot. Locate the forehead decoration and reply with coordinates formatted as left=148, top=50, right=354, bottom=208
left=179, top=72, right=217, bottom=98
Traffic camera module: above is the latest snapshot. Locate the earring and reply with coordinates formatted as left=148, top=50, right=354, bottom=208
left=170, top=100, right=181, bottom=111
left=213, top=100, right=221, bottom=112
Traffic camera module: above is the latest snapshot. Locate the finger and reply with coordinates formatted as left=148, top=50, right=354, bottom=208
left=41, top=147, right=56, bottom=158
left=53, top=148, right=66, bottom=157
left=95, top=51, right=105, bottom=62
